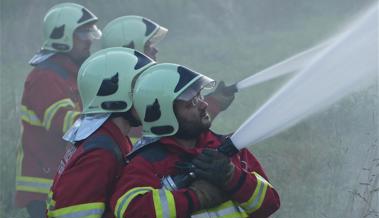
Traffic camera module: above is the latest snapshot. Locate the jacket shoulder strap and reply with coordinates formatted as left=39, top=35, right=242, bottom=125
left=127, top=141, right=168, bottom=163
left=35, top=60, right=69, bottom=79
left=80, top=134, right=124, bottom=164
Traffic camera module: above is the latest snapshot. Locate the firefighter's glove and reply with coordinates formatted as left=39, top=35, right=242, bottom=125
left=191, top=148, right=235, bottom=188
left=176, top=161, right=197, bottom=174
left=207, top=81, right=236, bottom=111
left=189, top=179, right=228, bottom=209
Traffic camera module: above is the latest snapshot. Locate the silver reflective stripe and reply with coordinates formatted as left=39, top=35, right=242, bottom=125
left=57, top=208, right=104, bottom=218
left=192, top=212, right=211, bottom=218
left=21, top=106, right=42, bottom=126
left=245, top=181, right=265, bottom=211
left=159, top=189, right=170, bottom=218
left=210, top=205, right=241, bottom=217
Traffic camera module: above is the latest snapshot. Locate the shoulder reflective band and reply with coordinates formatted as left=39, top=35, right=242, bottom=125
left=63, top=111, right=80, bottom=133
left=43, top=98, right=75, bottom=130
left=21, top=105, right=43, bottom=126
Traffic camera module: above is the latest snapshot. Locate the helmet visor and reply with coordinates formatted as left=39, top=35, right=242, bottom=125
left=148, top=26, right=168, bottom=47
left=75, top=24, right=102, bottom=41
left=176, top=75, right=215, bottom=101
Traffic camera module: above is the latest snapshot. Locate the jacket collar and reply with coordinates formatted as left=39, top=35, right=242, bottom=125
left=159, top=130, right=222, bottom=155
left=101, top=120, right=133, bottom=155
left=48, top=53, right=80, bottom=77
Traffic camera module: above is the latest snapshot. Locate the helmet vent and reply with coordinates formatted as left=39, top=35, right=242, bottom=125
left=52, top=43, right=69, bottom=51
left=143, top=18, right=157, bottom=36
left=175, top=66, right=198, bottom=92
left=50, top=25, right=65, bottom=39
left=151, top=126, right=174, bottom=135
left=101, top=101, right=127, bottom=110
left=134, top=51, right=153, bottom=70
left=78, top=8, right=95, bottom=23
left=97, top=73, right=119, bottom=96
left=144, top=99, right=161, bottom=122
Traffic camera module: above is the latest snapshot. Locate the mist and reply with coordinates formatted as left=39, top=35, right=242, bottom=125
left=1, top=0, right=378, bottom=217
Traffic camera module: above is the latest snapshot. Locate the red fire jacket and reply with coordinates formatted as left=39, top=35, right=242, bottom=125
left=110, top=131, right=280, bottom=218
left=47, top=120, right=132, bottom=218
left=16, top=54, right=81, bottom=207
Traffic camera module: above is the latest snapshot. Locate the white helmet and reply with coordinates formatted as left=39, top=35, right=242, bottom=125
left=133, top=63, right=215, bottom=137
left=78, top=47, right=155, bottom=114
left=102, top=15, right=167, bottom=52
left=42, top=3, right=99, bottom=52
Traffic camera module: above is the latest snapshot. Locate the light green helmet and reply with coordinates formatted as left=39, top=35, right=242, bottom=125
left=42, top=3, right=98, bottom=52
left=101, top=15, right=167, bottom=52
left=133, top=63, right=215, bottom=137
left=78, top=47, right=155, bottom=114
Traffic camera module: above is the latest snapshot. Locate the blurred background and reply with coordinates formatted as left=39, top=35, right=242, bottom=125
left=1, top=0, right=378, bottom=217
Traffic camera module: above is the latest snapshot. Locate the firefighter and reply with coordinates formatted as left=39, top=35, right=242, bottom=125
left=46, top=47, right=155, bottom=218
left=102, top=15, right=235, bottom=144
left=102, top=15, right=168, bottom=61
left=110, top=63, right=280, bottom=217
left=16, top=3, right=100, bottom=217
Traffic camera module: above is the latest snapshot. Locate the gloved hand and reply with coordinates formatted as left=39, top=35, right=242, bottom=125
left=207, top=81, right=236, bottom=111
left=191, top=148, right=235, bottom=188
left=189, top=179, right=228, bottom=209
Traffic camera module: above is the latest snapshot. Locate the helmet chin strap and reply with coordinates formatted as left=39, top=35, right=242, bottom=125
left=123, top=110, right=141, bottom=127
left=110, top=111, right=141, bottom=127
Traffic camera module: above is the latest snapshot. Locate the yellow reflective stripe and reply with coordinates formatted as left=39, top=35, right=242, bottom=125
left=21, top=105, right=43, bottom=126
left=16, top=176, right=52, bottom=194
left=47, top=190, right=56, bottom=211
left=152, top=189, right=176, bottom=218
left=165, top=190, right=176, bottom=218
left=115, top=187, right=154, bottom=218
left=191, top=201, right=248, bottom=218
left=43, top=98, right=75, bottom=130
left=63, top=111, right=80, bottom=133
left=152, top=190, right=163, bottom=217
left=240, top=172, right=270, bottom=213
left=115, top=187, right=176, bottom=218
left=47, top=202, right=105, bottom=218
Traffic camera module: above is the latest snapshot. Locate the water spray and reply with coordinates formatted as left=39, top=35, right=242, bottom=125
left=222, top=38, right=335, bottom=95
left=162, top=4, right=378, bottom=191
left=219, top=4, right=378, bottom=156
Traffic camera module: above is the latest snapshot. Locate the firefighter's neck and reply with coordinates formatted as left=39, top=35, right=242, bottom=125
left=111, top=117, right=131, bottom=137
left=173, top=137, right=197, bottom=149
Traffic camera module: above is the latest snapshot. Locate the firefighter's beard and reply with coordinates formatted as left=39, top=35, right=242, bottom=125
left=174, top=111, right=211, bottom=140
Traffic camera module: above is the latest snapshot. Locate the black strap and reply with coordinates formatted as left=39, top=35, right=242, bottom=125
left=127, top=141, right=169, bottom=163
left=36, top=60, right=69, bottom=80
left=81, top=134, right=124, bottom=164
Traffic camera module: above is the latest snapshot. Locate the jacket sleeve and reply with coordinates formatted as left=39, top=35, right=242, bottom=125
left=48, top=149, right=118, bottom=218
left=111, top=157, right=202, bottom=218
left=223, top=148, right=280, bottom=218
left=22, top=70, right=80, bottom=136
